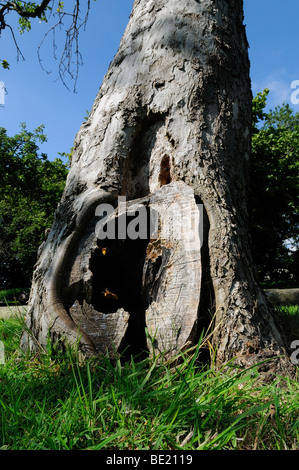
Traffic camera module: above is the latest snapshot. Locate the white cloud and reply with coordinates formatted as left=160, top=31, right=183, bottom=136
left=251, top=73, right=299, bottom=108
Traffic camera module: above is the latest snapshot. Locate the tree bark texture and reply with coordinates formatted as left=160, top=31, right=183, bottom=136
left=22, top=0, right=294, bottom=377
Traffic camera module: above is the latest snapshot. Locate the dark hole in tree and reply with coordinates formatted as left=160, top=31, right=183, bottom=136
left=159, top=154, right=172, bottom=187
left=89, top=209, right=153, bottom=358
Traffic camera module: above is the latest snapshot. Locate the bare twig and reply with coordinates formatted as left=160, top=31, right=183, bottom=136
left=6, top=23, right=25, bottom=62
left=38, top=0, right=92, bottom=91
left=1, top=0, right=92, bottom=90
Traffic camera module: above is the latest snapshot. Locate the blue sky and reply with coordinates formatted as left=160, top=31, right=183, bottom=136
left=1, top=0, right=299, bottom=161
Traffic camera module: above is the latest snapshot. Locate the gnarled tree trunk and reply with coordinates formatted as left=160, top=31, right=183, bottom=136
left=22, top=0, right=294, bottom=378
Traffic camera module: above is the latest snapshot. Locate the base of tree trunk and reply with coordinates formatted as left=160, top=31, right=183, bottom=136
left=21, top=181, right=296, bottom=382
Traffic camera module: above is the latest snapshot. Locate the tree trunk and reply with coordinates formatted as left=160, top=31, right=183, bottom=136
left=22, top=0, right=294, bottom=378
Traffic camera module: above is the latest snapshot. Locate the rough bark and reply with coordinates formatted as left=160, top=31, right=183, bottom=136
left=22, top=0, right=294, bottom=378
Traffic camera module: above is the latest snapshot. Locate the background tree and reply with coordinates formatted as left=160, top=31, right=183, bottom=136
left=250, top=90, right=299, bottom=284
left=0, top=124, right=68, bottom=288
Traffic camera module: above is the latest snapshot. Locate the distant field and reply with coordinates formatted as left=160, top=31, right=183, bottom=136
left=0, top=305, right=28, bottom=320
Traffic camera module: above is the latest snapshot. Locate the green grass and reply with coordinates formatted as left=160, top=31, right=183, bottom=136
left=0, top=307, right=298, bottom=451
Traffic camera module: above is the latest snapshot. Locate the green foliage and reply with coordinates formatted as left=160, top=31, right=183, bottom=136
left=1, top=59, right=9, bottom=70
left=0, top=124, right=68, bottom=288
left=249, top=91, right=299, bottom=281
left=18, top=16, right=32, bottom=33
left=56, top=1, right=64, bottom=13
left=252, top=89, right=269, bottom=127
left=17, top=1, right=49, bottom=33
